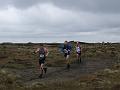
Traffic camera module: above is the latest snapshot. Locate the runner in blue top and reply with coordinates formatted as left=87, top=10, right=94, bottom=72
left=63, top=41, right=71, bottom=70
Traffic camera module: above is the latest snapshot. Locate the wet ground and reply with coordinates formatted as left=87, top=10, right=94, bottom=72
left=4, top=58, right=115, bottom=86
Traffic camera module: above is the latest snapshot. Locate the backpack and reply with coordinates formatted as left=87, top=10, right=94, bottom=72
left=39, top=47, right=45, bottom=58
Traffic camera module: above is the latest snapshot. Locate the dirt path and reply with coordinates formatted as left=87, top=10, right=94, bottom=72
left=17, top=59, right=115, bottom=85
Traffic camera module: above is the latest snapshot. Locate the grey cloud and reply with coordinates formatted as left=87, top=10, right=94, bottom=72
left=52, top=0, right=120, bottom=13
left=101, top=28, right=120, bottom=36
left=0, top=0, right=49, bottom=9
left=0, top=0, right=120, bottom=42
left=0, top=0, right=120, bottom=13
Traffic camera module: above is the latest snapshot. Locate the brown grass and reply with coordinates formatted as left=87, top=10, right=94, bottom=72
left=0, top=42, right=120, bottom=90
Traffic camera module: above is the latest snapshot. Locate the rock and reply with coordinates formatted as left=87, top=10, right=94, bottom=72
left=104, top=69, right=114, bottom=74
left=79, top=82, right=87, bottom=87
left=0, top=69, right=7, bottom=75
left=31, top=82, right=46, bottom=88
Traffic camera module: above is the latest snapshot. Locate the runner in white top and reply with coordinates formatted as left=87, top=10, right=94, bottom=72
left=76, top=42, right=81, bottom=63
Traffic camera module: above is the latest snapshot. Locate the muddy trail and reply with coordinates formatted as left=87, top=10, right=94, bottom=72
left=7, top=58, right=114, bottom=85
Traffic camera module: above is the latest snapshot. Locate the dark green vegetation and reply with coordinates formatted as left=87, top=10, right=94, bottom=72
left=0, top=42, right=120, bottom=90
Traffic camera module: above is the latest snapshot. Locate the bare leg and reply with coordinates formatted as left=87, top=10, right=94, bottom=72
left=66, top=55, right=70, bottom=70
left=39, top=64, right=44, bottom=78
left=77, top=53, right=81, bottom=63
left=77, top=54, right=79, bottom=63
left=79, top=54, right=81, bottom=63
left=43, top=64, right=47, bottom=74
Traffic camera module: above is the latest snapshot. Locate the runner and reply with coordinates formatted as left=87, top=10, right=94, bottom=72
left=35, top=44, right=48, bottom=78
left=63, top=41, right=71, bottom=70
left=76, top=42, right=81, bottom=63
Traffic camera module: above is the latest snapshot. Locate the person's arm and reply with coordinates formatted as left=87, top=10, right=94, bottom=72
left=35, top=48, right=40, bottom=53
left=80, top=46, right=82, bottom=53
left=44, top=48, right=49, bottom=56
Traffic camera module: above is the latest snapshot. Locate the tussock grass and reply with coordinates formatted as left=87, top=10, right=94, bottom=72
left=0, top=43, right=120, bottom=90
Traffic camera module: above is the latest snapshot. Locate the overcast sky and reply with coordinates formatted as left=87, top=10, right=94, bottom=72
left=0, top=0, right=120, bottom=43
